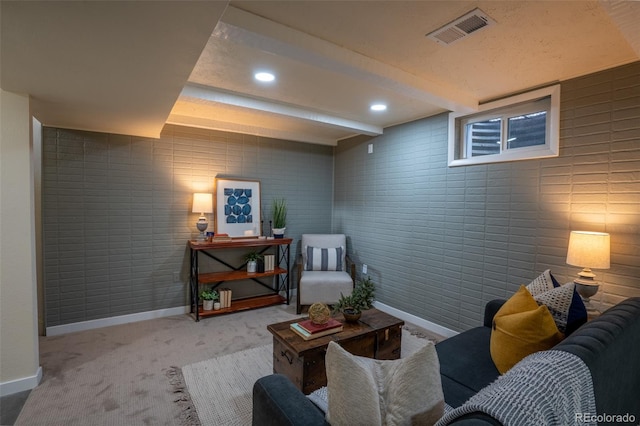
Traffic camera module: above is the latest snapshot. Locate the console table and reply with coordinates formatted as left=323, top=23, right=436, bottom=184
left=188, top=238, right=292, bottom=321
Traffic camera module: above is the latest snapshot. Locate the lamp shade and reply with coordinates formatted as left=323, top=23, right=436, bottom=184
left=566, top=231, right=610, bottom=269
left=192, top=193, right=213, bottom=214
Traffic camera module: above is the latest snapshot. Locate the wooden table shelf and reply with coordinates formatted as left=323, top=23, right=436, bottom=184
left=198, top=294, right=286, bottom=318
left=188, top=238, right=292, bottom=321
left=197, top=267, right=287, bottom=285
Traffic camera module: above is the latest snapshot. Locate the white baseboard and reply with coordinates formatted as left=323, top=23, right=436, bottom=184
left=1, top=366, right=42, bottom=397
left=373, top=301, right=458, bottom=338
left=43, top=299, right=456, bottom=339
left=45, top=306, right=190, bottom=336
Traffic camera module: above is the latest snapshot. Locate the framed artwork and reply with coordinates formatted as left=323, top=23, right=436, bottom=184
left=214, top=177, right=261, bottom=237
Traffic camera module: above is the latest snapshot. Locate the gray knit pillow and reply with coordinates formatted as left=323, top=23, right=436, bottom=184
left=534, top=282, right=586, bottom=335
left=526, top=269, right=556, bottom=296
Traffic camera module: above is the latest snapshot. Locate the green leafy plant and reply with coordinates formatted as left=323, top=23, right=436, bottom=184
left=200, top=289, right=219, bottom=301
left=272, top=198, right=287, bottom=229
left=333, top=277, right=375, bottom=315
left=244, top=251, right=263, bottom=262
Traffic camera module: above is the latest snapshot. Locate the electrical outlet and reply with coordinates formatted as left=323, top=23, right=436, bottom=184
left=362, top=264, right=367, bottom=274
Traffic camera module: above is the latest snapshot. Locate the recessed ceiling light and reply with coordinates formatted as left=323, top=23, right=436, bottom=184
left=254, top=72, right=275, bottom=82
left=370, top=103, right=387, bottom=111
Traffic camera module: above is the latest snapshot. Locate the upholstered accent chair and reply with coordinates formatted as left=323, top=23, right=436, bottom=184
left=296, top=234, right=356, bottom=314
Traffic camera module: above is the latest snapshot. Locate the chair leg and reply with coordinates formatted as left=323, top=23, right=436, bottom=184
left=297, top=260, right=302, bottom=314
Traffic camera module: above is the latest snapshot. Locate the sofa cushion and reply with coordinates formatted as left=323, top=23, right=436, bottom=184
left=490, top=286, right=563, bottom=374
left=325, top=341, right=444, bottom=426
left=305, top=246, right=344, bottom=271
left=436, top=327, right=499, bottom=408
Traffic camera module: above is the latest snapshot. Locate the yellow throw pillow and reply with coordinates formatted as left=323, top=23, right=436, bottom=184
left=490, top=285, right=563, bottom=374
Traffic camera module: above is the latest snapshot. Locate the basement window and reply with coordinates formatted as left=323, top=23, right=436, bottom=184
left=448, top=85, right=560, bottom=167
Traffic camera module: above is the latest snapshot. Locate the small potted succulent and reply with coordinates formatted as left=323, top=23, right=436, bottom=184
left=245, top=251, right=263, bottom=273
left=272, top=198, right=287, bottom=238
left=333, top=277, right=375, bottom=322
left=200, top=289, right=219, bottom=311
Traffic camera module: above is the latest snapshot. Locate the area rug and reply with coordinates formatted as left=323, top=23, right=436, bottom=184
left=175, top=328, right=433, bottom=426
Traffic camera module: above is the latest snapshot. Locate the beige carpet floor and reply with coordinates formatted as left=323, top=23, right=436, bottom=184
left=15, top=304, right=442, bottom=426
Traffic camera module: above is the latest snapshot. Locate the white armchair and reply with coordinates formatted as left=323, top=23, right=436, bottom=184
left=297, top=234, right=355, bottom=314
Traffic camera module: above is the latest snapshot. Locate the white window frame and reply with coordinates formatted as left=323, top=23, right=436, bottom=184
left=448, top=85, right=560, bottom=167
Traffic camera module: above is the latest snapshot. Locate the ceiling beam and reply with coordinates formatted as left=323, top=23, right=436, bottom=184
left=166, top=113, right=340, bottom=146
left=180, top=84, right=383, bottom=136
left=599, top=0, right=640, bottom=56
left=217, top=6, right=478, bottom=114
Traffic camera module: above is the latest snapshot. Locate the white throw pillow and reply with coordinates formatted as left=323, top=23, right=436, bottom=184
left=325, top=341, right=444, bottom=426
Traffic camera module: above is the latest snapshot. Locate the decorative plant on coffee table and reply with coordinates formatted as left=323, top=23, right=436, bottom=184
left=200, top=289, right=219, bottom=311
left=333, top=277, right=375, bottom=322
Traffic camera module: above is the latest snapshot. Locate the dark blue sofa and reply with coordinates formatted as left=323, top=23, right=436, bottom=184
left=252, top=297, right=640, bottom=425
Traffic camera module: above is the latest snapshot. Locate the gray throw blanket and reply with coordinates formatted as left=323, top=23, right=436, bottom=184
left=436, top=350, right=596, bottom=426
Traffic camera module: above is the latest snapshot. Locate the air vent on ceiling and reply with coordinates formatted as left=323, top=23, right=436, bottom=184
left=426, top=8, right=496, bottom=45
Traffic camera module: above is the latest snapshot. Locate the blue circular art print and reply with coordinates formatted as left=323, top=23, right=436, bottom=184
left=224, top=187, right=253, bottom=224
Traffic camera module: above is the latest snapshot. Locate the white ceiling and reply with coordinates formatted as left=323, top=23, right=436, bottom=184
left=2, top=1, right=639, bottom=145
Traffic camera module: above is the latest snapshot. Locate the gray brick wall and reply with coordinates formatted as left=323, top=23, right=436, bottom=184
left=334, top=62, right=640, bottom=331
left=42, top=125, right=334, bottom=327
left=42, top=62, right=639, bottom=331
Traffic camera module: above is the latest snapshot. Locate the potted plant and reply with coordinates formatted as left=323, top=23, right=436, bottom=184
left=333, top=277, right=375, bottom=322
left=245, top=251, right=263, bottom=273
left=272, top=198, right=287, bottom=238
left=200, top=289, right=219, bottom=311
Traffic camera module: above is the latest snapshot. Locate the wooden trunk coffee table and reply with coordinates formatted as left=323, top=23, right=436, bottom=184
left=267, top=308, right=404, bottom=394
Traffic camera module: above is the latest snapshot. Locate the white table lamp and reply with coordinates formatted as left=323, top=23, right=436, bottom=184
left=566, top=231, right=610, bottom=310
left=193, top=193, right=213, bottom=241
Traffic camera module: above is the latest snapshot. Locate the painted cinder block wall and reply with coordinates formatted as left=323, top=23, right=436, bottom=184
left=42, top=62, right=639, bottom=332
left=42, top=125, right=334, bottom=327
left=333, top=61, right=640, bottom=331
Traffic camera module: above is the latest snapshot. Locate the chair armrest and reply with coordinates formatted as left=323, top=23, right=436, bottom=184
left=483, top=299, right=507, bottom=328
left=297, top=253, right=303, bottom=282
left=345, top=255, right=356, bottom=284
left=296, top=254, right=303, bottom=313
left=252, top=374, right=328, bottom=426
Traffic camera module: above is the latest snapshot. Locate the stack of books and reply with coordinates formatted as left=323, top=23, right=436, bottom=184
left=219, top=288, right=232, bottom=308
left=290, top=318, right=343, bottom=340
left=263, top=254, right=275, bottom=271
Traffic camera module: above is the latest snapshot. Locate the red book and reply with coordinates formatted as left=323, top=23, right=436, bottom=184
left=298, top=318, right=342, bottom=334
left=290, top=323, right=343, bottom=340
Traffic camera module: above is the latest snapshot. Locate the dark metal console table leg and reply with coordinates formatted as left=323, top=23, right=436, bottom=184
left=189, top=248, right=200, bottom=321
